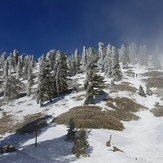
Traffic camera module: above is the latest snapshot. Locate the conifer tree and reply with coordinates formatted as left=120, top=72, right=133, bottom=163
left=23, top=56, right=29, bottom=80
left=98, top=42, right=106, bottom=72
left=73, top=49, right=81, bottom=74
left=4, top=76, right=22, bottom=101
left=26, top=63, right=34, bottom=96
left=84, top=47, right=104, bottom=105
left=111, top=46, right=122, bottom=81
left=104, top=44, right=112, bottom=78
left=119, top=44, right=130, bottom=68
left=46, top=49, right=56, bottom=71
left=72, top=128, right=89, bottom=157
left=0, top=52, right=6, bottom=69
left=55, top=50, right=68, bottom=96
left=3, top=60, right=8, bottom=77
left=16, top=58, right=22, bottom=79
left=8, top=53, right=15, bottom=75
left=65, top=118, right=76, bottom=141
left=81, top=46, right=87, bottom=67
left=36, top=60, right=55, bottom=106
left=138, top=85, right=146, bottom=97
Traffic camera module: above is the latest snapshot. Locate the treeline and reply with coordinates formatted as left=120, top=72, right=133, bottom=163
left=0, top=42, right=161, bottom=105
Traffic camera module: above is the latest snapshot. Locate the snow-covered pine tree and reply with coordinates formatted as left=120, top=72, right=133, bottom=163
left=84, top=47, right=104, bottom=105
left=8, top=53, right=15, bottom=75
left=67, top=50, right=81, bottom=76
left=55, top=50, right=68, bottom=96
left=0, top=52, right=6, bottom=69
left=98, top=42, right=106, bottom=72
left=67, top=55, right=76, bottom=76
left=46, top=49, right=56, bottom=71
left=36, top=59, right=55, bottom=106
left=72, top=128, right=89, bottom=157
left=4, top=76, right=22, bottom=101
left=104, top=44, right=112, bottom=78
left=119, top=44, right=130, bottom=68
left=81, top=46, right=87, bottom=67
left=73, top=49, right=81, bottom=74
left=16, top=58, right=22, bottom=79
left=3, top=60, right=8, bottom=77
left=13, top=49, right=19, bottom=69
left=26, top=62, right=34, bottom=96
left=31, top=55, right=36, bottom=68
left=111, top=46, right=122, bottom=81
left=19, top=54, right=25, bottom=68
left=23, top=55, right=30, bottom=80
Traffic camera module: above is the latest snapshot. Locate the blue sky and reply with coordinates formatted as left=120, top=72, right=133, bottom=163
left=0, top=0, right=163, bottom=58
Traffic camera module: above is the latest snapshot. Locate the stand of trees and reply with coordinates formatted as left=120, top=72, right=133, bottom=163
left=0, top=42, right=161, bottom=105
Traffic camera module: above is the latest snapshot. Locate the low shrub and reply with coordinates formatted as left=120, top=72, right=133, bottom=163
left=53, top=106, right=124, bottom=131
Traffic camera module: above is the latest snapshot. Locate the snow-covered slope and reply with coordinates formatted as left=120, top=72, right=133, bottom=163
left=0, top=64, right=163, bottom=163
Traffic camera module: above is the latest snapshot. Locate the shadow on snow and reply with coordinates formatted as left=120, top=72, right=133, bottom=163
left=0, top=135, right=77, bottom=163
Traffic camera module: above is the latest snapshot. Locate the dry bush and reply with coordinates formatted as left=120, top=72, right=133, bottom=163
left=110, top=83, right=137, bottom=93
left=106, top=97, right=146, bottom=112
left=0, top=115, right=15, bottom=135
left=153, top=88, right=163, bottom=98
left=140, top=71, right=163, bottom=77
left=106, top=109, right=139, bottom=121
left=53, top=106, right=124, bottom=131
left=0, top=112, right=50, bottom=136
left=105, top=97, right=146, bottom=121
left=142, top=76, right=163, bottom=88
left=150, top=106, right=163, bottom=117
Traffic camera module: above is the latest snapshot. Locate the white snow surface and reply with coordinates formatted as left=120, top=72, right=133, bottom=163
left=0, top=64, right=163, bottom=163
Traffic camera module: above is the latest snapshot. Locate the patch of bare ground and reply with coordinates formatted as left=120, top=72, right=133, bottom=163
left=105, top=97, right=147, bottom=121
left=140, top=71, right=163, bottom=77
left=0, top=115, right=15, bottom=135
left=110, top=82, right=137, bottom=93
left=15, top=113, right=51, bottom=134
left=150, top=105, right=163, bottom=117
left=53, top=106, right=124, bottom=131
left=0, top=98, right=4, bottom=106
left=142, top=76, right=163, bottom=88
left=0, top=113, right=51, bottom=136
left=153, top=88, right=163, bottom=99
